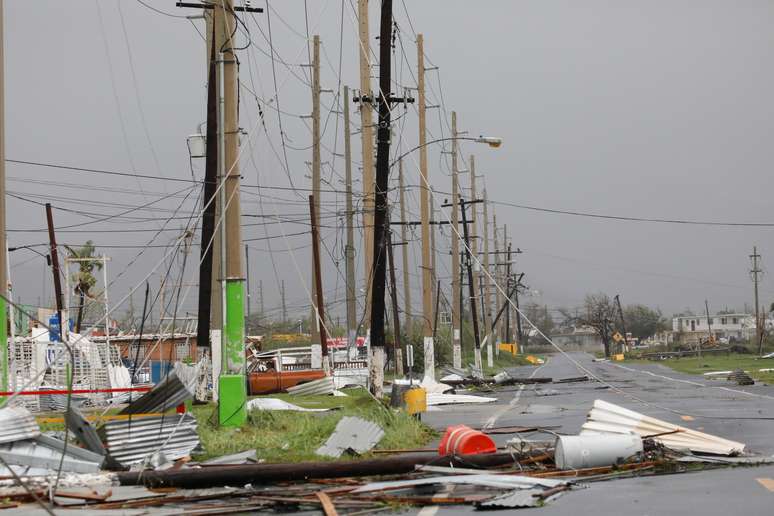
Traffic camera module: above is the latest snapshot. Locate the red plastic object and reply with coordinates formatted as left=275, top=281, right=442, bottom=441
left=438, top=424, right=497, bottom=456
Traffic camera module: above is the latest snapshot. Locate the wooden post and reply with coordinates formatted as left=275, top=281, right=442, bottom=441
left=45, top=204, right=64, bottom=341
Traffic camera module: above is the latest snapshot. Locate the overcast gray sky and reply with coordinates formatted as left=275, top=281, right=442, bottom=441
left=5, top=0, right=774, bottom=326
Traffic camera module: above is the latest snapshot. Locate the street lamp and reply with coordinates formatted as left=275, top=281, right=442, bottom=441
left=474, top=136, right=503, bottom=148
left=390, top=135, right=503, bottom=168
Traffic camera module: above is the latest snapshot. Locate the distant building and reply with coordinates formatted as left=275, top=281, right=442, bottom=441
left=550, top=325, right=604, bottom=353
left=672, top=313, right=772, bottom=344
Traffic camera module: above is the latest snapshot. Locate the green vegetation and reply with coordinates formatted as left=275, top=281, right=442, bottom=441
left=191, top=387, right=435, bottom=462
left=631, top=353, right=774, bottom=384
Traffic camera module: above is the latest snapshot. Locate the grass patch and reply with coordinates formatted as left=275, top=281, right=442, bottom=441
left=630, top=353, right=774, bottom=384
left=191, top=387, right=435, bottom=462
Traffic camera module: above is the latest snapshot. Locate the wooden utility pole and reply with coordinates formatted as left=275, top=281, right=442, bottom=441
left=460, top=199, right=482, bottom=370
left=343, top=86, right=358, bottom=351
left=450, top=111, right=461, bottom=368
left=387, top=226, right=403, bottom=376
left=751, top=246, right=763, bottom=354
left=358, top=0, right=375, bottom=331
left=704, top=299, right=712, bottom=357
left=245, top=244, right=250, bottom=319
left=493, top=211, right=501, bottom=348
left=281, top=279, right=287, bottom=323
left=215, top=0, right=246, bottom=426
left=45, top=204, right=64, bottom=341
left=417, top=34, right=434, bottom=380
left=0, top=0, right=6, bottom=389
left=482, top=188, right=493, bottom=365
left=259, top=279, right=264, bottom=320
left=309, top=195, right=329, bottom=373
left=310, top=35, right=322, bottom=346
left=367, top=0, right=395, bottom=398
left=398, top=160, right=411, bottom=329
left=468, top=156, right=480, bottom=347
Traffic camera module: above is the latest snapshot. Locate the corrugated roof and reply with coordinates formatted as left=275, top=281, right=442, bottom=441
left=352, top=474, right=568, bottom=493
left=287, top=376, right=335, bottom=396
left=476, top=488, right=545, bottom=509
left=99, top=413, right=200, bottom=465
left=0, top=434, right=103, bottom=474
left=120, top=361, right=201, bottom=415
left=316, top=416, right=385, bottom=458
left=0, top=406, right=40, bottom=444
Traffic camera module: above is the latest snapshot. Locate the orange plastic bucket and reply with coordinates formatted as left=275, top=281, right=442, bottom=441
left=438, top=424, right=496, bottom=456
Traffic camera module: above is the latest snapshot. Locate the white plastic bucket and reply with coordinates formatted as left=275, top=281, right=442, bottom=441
left=555, top=433, right=643, bottom=470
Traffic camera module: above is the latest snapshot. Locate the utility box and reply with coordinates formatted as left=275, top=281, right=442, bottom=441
left=498, top=342, right=518, bottom=356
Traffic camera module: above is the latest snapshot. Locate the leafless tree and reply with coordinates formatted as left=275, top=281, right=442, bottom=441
left=560, top=293, right=618, bottom=357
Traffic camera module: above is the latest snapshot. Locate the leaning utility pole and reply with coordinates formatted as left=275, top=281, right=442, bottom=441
left=482, top=188, right=493, bottom=365
left=215, top=0, right=246, bottom=427
left=45, top=204, right=64, bottom=342
left=0, top=0, right=6, bottom=390
left=503, top=226, right=510, bottom=343
left=368, top=0, right=395, bottom=398
left=468, top=156, right=480, bottom=346
left=417, top=34, right=435, bottom=380
left=310, top=35, right=322, bottom=347
left=343, top=86, right=357, bottom=351
left=450, top=111, right=462, bottom=368
left=751, top=246, right=763, bottom=355
left=281, top=279, right=287, bottom=323
left=460, top=199, right=482, bottom=370
left=358, top=0, right=375, bottom=332
left=309, top=195, right=329, bottom=373
left=398, top=160, right=411, bottom=328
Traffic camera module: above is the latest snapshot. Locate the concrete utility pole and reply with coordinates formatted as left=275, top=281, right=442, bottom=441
left=493, top=211, right=501, bottom=350
left=450, top=112, right=461, bottom=368
left=417, top=33, right=434, bottom=381
left=482, top=188, right=493, bottom=365
left=0, top=0, right=7, bottom=390
left=398, top=160, right=411, bottom=328
left=751, top=246, right=763, bottom=355
left=259, top=279, right=264, bottom=320
left=459, top=199, right=482, bottom=370
left=367, top=0, right=396, bottom=398
left=215, top=0, right=246, bottom=427
left=245, top=244, right=250, bottom=319
left=310, top=35, right=322, bottom=347
left=358, top=0, right=375, bottom=332
left=386, top=225, right=403, bottom=376
left=343, top=86, right=357, bottom=352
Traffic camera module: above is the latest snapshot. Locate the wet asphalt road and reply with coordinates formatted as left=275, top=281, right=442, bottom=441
left=417, top=352, right=774, bottom=515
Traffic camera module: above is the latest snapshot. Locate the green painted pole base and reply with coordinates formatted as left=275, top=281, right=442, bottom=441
left=218, top=374, right=247, bottom=426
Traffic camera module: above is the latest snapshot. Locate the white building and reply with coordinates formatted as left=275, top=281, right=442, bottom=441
left=672, top=313, right=772, bottom=342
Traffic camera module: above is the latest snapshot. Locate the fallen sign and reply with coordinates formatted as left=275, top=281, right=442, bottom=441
left=581, top=399, right=746, bottom=456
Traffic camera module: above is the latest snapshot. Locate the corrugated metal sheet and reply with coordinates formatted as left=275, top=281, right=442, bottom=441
left=426, top=393, right=497, bottom=406
left=476, top=488, right=545, bottom=509
left=333, top=367, right=368, bottom=389
left=352, top=474, right=567, bottom=493
left=120, top=361, right=201, bottom=415
left=0, top=406, right=40, bottom=444
left=316, top=416, right=384, bottom=458
left=287, top=376, right=335, bottom=396
left=202, top=449, right=258, bottom=465
left=65, top=406, right=106, bottom=456
left=99, top=413, right=200, bottom=465
left=581, top=399, right=746, bottom=456
left=0, top=434, right=103, bottom=473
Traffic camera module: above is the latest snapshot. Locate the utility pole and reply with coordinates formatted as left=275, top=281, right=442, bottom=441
left=358, top=0, right=375, bottom=333
left=343, top=86, right=357, bottom=352
left=215, top=0, right=246, bottom=427
left=310, top=35, right=322, bottom=347
left=468, top=156, right=480, bottom=347
left=259, top=279, right=264, bottom=320
left=482, top=188, right=493, bottom=365
left=367, top=0, right=395, bottom=398
left=45, top=204, right=64, bottom=342
left=503, top=227, right=510, bottom=343
left=0, top=0, right=6, bottom=390
left=704, top=299, right=712, bottom=357
left=460, top=199, right=482, bottom=369
left=281, top=279, right=287, bottom=324
left=417, top=34, right=434, bottom=380
left=387, top=225, right=403, bottom=376
left=398, top=160, right=411, bottom=328
left=309, top=195, right=330, bottom=373
left=245, top=244, right=250, bottom=319
left=614, top=294, right=629, bottom=354
left=751, top=246, right=763, bottom=355
left=492, top=212, right=508, bottom=348
left=450, top=111, right=461, bottom=368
